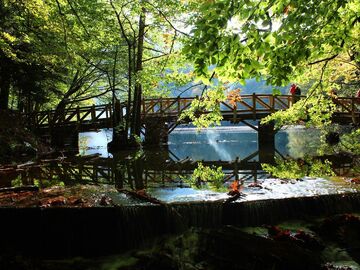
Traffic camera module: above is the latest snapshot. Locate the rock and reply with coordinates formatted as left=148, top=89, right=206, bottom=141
left=198, top=226, right=322, bottom=270
left=12, top=142, right=37, bottom=157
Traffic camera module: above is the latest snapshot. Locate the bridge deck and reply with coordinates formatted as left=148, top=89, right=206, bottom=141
left=25, top=95, right=360, bottom=132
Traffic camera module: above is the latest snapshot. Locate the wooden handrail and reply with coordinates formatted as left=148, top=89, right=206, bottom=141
left=23, top=94, right=359, bottom=129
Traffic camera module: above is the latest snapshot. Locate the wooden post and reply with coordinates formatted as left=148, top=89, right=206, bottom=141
left=233, top=103, right=237, bottom=123
left=93, top=165, right=98, bottom=183
left=105, top=104, right=109, bottom=119
left=290, top=95, right=294, bottom=107
left=252, top=93, right=256, bottom=119
left=91, top=104, right=96, bottom=121
left=142, top=99, right=146, bottom=115
left=270, top=95, right=275, bottom=112
left=61, top=109, right=66, bottom=123
left=76, top=106, right=80, bottom=123
left=258, top=121, right=275, bottom=164
left=108, top=103, right=113, bottom=122
left=144, top=169, right=148, bottom=186
left=47, top=111, right=51, bottom=125
left=144, top=118, right=168, bottom=147
left=177, top=97, right=181, bottom=115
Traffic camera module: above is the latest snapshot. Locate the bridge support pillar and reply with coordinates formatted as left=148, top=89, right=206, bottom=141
left=144, top=119, right=168, bottom=147
left=258, top=121, right=275, bottom=164
left=49, top=127, right=79, bottom=154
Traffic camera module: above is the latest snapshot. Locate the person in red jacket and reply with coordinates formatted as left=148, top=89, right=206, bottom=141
left=289, top=84, right=297, bottom=95
left=289, top=84, right=301, bottom=103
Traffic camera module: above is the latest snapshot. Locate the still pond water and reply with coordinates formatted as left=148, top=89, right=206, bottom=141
left=68, top=126, right=359, bottom=204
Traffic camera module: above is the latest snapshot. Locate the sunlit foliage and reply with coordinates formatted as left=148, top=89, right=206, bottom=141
left=183, top=0, right=359, bottom=129
left=185, top=162, right=226, bottom=192
left=262, top=157, right=335, bottom=179
left=180, top=86, right=226, bottom=129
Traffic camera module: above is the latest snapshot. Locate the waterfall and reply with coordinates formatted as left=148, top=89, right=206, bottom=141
left=1, top=193, right=359, bottom=258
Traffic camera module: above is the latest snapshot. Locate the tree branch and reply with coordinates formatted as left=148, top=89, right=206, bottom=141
left=109, top=0, right=132, bottom=46
left=143, top=46, right=166, bottom=54
left=161, top=31, right=177, bottom=73
left=142, top=53, right=169, bottom=62
left=308, top=54, right=339, bottom=65
left=65, top=0, right=91, bottom=37
left=144, top=1, right=190, bottom=37
left=175, top=82, right=203, bottom=96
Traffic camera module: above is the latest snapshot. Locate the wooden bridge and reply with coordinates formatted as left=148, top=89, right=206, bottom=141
left=23, top=94, right=360, bottom=147
left=25, top=94, right=360, bottom=130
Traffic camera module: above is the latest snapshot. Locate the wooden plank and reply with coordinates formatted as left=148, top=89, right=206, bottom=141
left=255, top=96, right=273, bottom=111
left=64, top=110, right=78, bottom=123
left=333, top=98, right=352, bottom=112
left=80, top=110, right=91, bottom=121
left=221, top=101, right=235, bottom=111
left=274, top=96, right=289, bottom=109
left=144, top=100, right=158, bottom=114
left=161, top=98, right=178, bottom=112
left=237, top=98, right=254, bottom=111
left=240, top=120, right=258, bottom=131
left=242, top=150, right=259, bottom=163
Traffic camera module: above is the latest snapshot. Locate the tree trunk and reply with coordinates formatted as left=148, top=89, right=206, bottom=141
left=124, top=43, right=133, bottom=141
left=0, top=75, right=10, bottom=110
left=131, top=10, right=145, bottom=138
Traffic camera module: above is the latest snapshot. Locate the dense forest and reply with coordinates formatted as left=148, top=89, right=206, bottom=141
left=0, top=0, right=359, bottom=146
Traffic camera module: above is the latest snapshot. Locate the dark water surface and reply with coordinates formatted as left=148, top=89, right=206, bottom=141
left=0, top=126, right=358, bottom=205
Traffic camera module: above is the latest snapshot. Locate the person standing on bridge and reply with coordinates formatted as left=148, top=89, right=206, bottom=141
left=289, top=84, right=301, bottom=103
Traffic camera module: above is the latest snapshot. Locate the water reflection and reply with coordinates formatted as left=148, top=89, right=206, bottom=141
left=0, top=148, right=358, bottom=204
left=79, top=129, right=112, bottom=158
left=0, top=127, right=358, bottom=205
left=77, top=126, right=322, bottom=161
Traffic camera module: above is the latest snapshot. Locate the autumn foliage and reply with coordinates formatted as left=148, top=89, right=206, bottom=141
left=226, top=89, right=241, bottom=108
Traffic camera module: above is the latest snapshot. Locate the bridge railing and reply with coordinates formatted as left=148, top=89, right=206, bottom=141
left=332, top=97, right=360, bottom=112
left=25, top=95, right=359, bottom=128
left=26, top=104, right=113, bottom=128
left=220, top=94, right=296, bottom=115
left=141, top=95, right=299, bottom=118
left=142, top=97, right=195, bottom=116
left=141, top=94, right=359, bottom=121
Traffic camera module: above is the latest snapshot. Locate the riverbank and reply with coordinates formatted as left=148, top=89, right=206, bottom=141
left=0, top=110, right=51, bottom=164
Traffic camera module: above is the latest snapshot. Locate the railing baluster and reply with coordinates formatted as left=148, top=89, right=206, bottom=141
left=91, top=104, right=96, bottom=121
left=177, top=97, right=180, bottom=114
left=76, top=106, right=80, bottom=123
left=252, top=93, right=256, bottom=119
left=270, top=95, right=275, bottom=112
left=48, top=111, right=51, bottom=125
